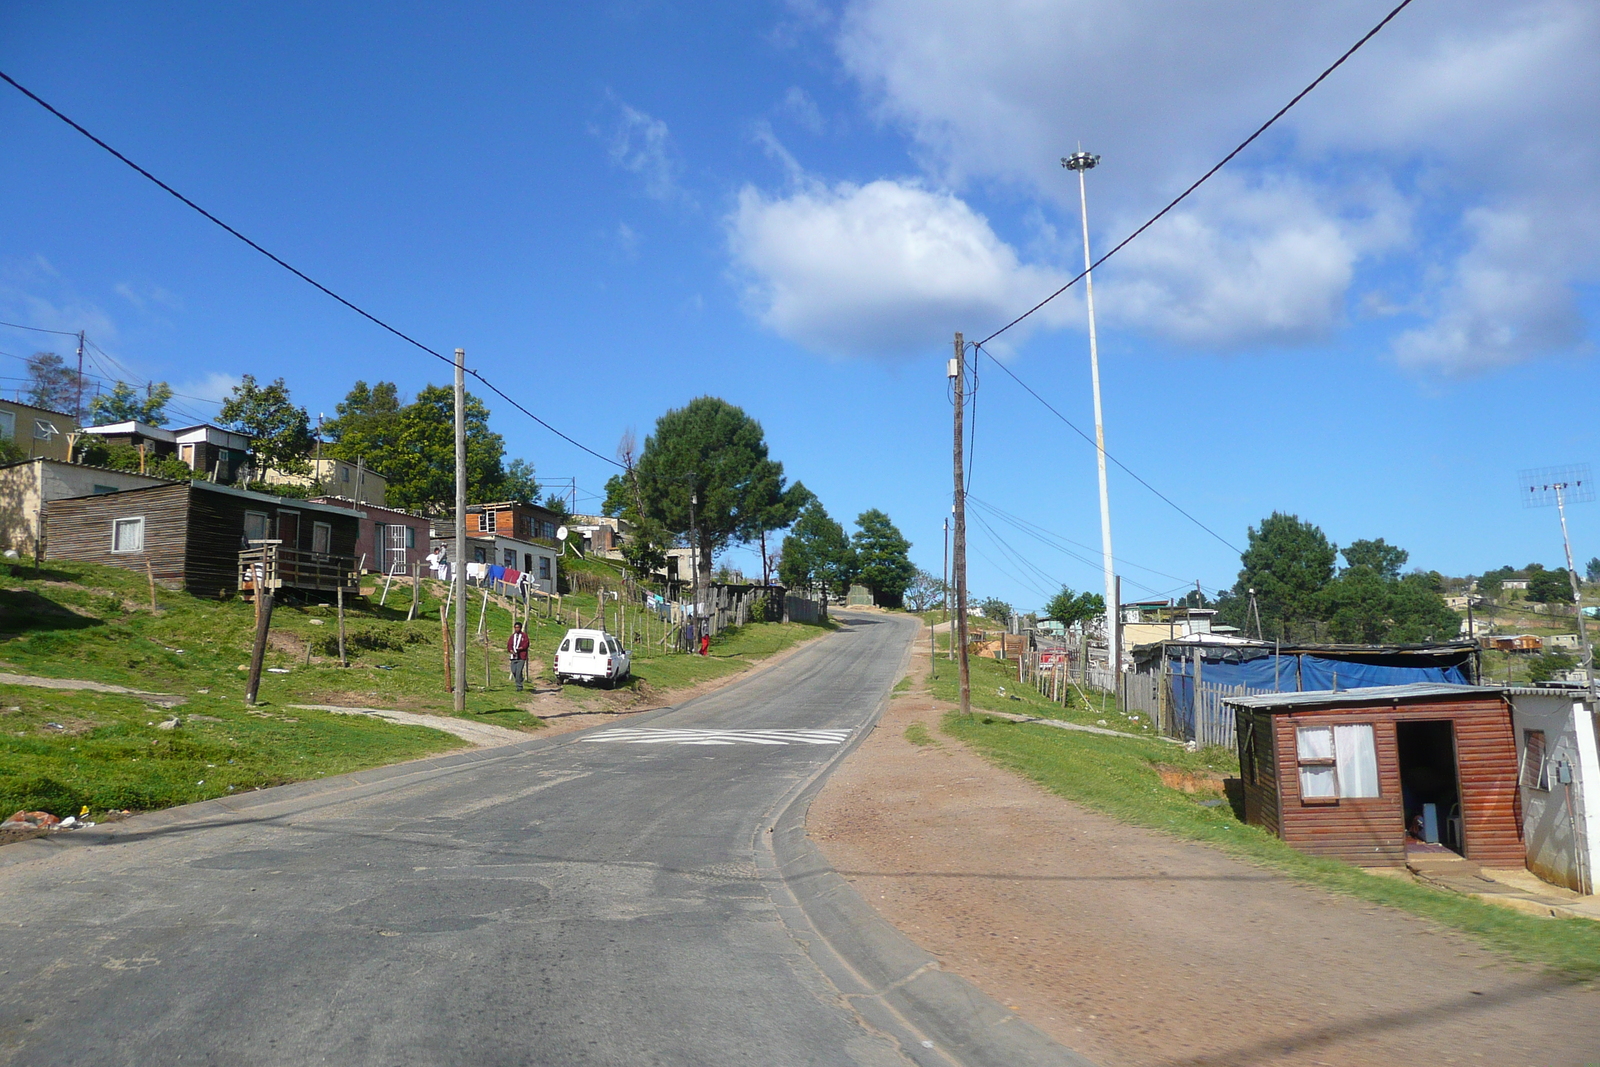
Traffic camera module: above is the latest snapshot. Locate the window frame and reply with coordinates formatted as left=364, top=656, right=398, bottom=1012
left=1295, top=721, right=1380, bottom=804
left=243, top=510, right=270, bottom=543
left=311, top=521, right=332, bottom=557
left=539, top=556, right=551, bottom=580
left=111, top=516, right=146, bottom=554
left=0, top=409, right=14, bottom=440
left=405, top=525, right=416, bottom=549
left=33, top=418, right=58, bottom=441
left=1521, top=729, right=1549, bottom=791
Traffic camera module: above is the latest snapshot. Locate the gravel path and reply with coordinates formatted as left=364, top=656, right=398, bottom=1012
left=809, top=654, right=1600, bottom=1067
left=287, top=704, right=531, bottom=746
left=0, top=672, right=184, bottom=706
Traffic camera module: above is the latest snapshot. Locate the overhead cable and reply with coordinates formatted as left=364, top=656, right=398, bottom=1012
left=0, top=69, right=625, bottom=470
left=975, top=347, right=1244, bottom=555
left=976, top=0, right=1417, bottom=346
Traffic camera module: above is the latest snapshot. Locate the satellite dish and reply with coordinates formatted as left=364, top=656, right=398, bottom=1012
left=555, top=526, right=569, bottom=541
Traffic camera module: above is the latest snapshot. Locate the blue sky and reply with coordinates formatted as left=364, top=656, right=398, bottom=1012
left=3, top=1, right=1597, bottom=610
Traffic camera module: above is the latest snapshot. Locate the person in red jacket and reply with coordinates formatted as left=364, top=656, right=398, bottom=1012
left=698, top=632, right=711, bottom=657
left=507, top=621, right=531, bottom=691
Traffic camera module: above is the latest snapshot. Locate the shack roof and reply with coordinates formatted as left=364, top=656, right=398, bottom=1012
left=1223, top=682, right=1502, bottom=712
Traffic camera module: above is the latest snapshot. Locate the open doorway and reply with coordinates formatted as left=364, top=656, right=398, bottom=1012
left=1398, top=720, right=1463, bottom=855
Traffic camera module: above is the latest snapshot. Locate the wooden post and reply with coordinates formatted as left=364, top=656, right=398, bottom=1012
left=408, top=561, right=421, bottom=622
left=483, top=629, right=491, bottom=691
left=440, top=605, right=454, bottom=693
left=336, top=587, right=347, bottom=667
left=145, top=560, right=158, bottom=612
left=245, top=590, right=274, bottom=705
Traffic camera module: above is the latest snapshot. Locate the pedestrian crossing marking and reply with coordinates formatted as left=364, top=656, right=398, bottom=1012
left=582, top=727, right=850, bottom=747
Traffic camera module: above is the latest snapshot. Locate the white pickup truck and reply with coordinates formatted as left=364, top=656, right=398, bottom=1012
left=553, top=628, right=632, bottom=688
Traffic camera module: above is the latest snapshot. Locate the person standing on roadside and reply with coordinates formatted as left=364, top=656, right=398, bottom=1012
left=507, top=621, right=531, bottom=691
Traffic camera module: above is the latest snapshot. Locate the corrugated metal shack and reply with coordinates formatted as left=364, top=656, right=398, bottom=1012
left=45, top=481, right=361, bottom=598
left=1226, top=683, right=1524, bottom=868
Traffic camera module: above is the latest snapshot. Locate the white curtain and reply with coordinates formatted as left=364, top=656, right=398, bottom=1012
left=1296, top=726, right=1333, bottom=761
left=1299, top=765, right=1339, bottom=798
left=1334, top=724, right=1379, bottom=798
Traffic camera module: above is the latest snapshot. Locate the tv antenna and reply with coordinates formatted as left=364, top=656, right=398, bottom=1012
left=1518, top=464, right=1595, bottom=698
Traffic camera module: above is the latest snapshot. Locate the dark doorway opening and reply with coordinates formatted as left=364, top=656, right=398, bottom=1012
left=1398, top=720, right=1462, bottom=854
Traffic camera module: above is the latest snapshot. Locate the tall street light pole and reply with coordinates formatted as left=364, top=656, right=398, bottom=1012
left=453, top=347, right=468, bottom=714
left=1063, top=149, right=1118, bottom=691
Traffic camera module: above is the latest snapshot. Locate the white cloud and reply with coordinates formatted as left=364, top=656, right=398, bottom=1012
left=605, top=101, right=683, bottom=203
left=728, top=177, right=1070, bottom=358
left=780, top=86, right=826, bottom=134
left=830, top=0, right=1600, bottom=372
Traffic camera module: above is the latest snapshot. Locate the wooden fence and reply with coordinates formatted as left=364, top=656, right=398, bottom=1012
left=238, top=543, right=358, bottom=596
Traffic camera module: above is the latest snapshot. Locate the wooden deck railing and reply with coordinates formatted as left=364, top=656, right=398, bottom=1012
left=239, top=542, right=358, bottom=596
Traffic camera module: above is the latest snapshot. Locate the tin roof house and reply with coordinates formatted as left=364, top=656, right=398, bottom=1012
left=45, top=481, right=361, bottom=598
left=1227, top=684, right=1524, bottom=869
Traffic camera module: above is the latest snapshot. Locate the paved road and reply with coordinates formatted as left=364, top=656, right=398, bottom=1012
left=0, top=612, right=1067, bottom=1067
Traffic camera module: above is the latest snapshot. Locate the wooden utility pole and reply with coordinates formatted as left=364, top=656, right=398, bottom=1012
left=951, top=333, right=971, bottom=715
left=453, top=347, right=468, bottom=713
left=73, top=331, right=85, bottom=422
left=245, top=588, right=275, bottom=706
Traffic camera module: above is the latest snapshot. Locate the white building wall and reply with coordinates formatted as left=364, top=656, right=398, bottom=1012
left=1510, top=692, right=1600, bottom=894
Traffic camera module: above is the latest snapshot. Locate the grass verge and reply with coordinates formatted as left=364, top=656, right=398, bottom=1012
left=0, top=559, right=835, bottom=819
left=944, top=711, right=1600, bottom=978
left=1, top=685, right=459, bottom=816
left=927, top=648, right=1130, bottom=731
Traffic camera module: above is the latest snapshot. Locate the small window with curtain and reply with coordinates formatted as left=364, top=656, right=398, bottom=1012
left=504, top=549, right=515, bottom=568
left=1296, top=723, right=1379, bottom=802
left=1521, top=730, right=1549, bottom=790
left=539, top=557, right=551, bottom=580
left=405, top=526, right=416, bottom=548
left=111, top=516, right=145, bottom=553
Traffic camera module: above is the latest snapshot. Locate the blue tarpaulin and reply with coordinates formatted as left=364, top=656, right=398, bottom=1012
left=1157, top=646, right=1473, bottom=738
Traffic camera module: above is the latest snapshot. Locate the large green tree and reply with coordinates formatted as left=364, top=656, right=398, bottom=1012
left=324, top=380, right=402, bottom=464
left=323, top=380, right=531, bottom=511
left=1226, top=512, right=1338, bottom=640
left=851, top=509, right=915, bottom=608
left=622, top=397, right=800, bottom=590
left=778, top=501, right=857, bottom=599
left=25, top=352, right=80, bottom=417
left=88, top=380, right=173, bottom=427
left=382, top=385, right=508, bottom=514
left=1341, top=538, right=1408, bottom=580
left=1044, top=585, right=1105, bottom=628
left=220, top=375, right=314, bottom=479
left=1527, top=567, right=1575, bottom=604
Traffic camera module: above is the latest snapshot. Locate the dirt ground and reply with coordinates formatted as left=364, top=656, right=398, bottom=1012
left=809, top=641, right=1600, bottom=1067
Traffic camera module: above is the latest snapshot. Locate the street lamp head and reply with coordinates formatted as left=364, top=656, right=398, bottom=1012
left=1061, top=151, right=1100, bottom=172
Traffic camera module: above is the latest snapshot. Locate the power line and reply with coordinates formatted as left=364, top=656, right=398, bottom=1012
left=976, top=345, right=1244, bottom=554
left=977, top=0, right=1416, bottom=346
left=0, top=68, right=625, bottom=471
left=966, top=493, right=1225, bottom=594
left=0, top=319, right=81, bottom=338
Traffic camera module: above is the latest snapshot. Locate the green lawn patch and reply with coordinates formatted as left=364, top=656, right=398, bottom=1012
left=928, top=650, right=1130, bottom=732
left=0, top=685, right=459, bottom=817
left=0, top=560, right=836, bottom=818
left=945, top=712, right=1600, bottom=978
left=903, top=721, right=935, bottom=746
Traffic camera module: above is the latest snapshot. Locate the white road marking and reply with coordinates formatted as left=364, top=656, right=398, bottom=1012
left=582, top=728, right=850, bottom=747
